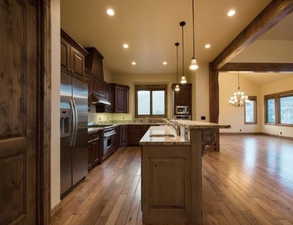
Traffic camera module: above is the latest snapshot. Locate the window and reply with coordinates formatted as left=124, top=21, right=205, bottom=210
left=135, top=85, right=167, bottom=117
left=264, top=90, right=293, bottom=126
left=244, top=96, right=257, bottom=124
left=266, top=98, right=276, bottom=124
left=280, top=96, right=293, bottom=125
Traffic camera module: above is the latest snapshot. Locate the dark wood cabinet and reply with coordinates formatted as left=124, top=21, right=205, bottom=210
left=127, top=125, right=150, bottom=146
left=120, top=125, right=128, bottom=147
left=115, top=85, right=129, bottom=113
left=88, top=132, right=102, bottom=170
left=61, top=30, right=88, bottom=76
left=105, top=84, right=129, bottom=113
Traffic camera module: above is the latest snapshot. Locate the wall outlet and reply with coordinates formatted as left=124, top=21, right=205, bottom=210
left=240, top=129, right=242, bottom=132
left=280, top=131, right=283, bottom=136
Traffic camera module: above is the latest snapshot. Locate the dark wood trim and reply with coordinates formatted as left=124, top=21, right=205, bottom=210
left=244, top=96, right=258, bottom=125
left=209, top=64, right=219, bottom=123
left=37, top=0, right=51, bottom=224
left=135, top=84, right=168, bottom=118
left=211, top=0, right=293, bottom=70
left=261, top=132, right=293, bottom=140
left=61, top=29, right=88, bottom=56
left=220, top=63, right=293, bottom=72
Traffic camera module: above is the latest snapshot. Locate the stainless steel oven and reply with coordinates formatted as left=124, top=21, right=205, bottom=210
left=103, top=127, right=116, bottom=157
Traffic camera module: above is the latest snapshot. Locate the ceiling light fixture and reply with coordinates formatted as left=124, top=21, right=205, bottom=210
left=131, top=61, right=136, bottom=66
left=174, top=42, right=180, bottom=92
left=229, top=72, right=248, bottom=106
left=227, top=9, right=236, bottom=17
left=180, top=21, right=187, bottom=84
left=163, top=61, right=168, bottom=65
left=204, top=43, right=211, bottom=49
left=123, top=43, right=129, bottom=49
left=106, top=8, right=115, bottom=16
left=189, top=0, right=199, bottom=71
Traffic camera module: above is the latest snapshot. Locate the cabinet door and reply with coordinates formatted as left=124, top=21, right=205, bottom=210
left=61, top=39, right=69, bottom=70
left=115, top=86, right=129, bottom=113
left=120, top=126, right=128, bottom=147
left=71, top=47, right=85, bottom=76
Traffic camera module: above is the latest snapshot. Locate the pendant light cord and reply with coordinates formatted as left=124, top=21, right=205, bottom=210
left=181, top=24, right=185, bottom=76
left=192, top=0, right=195, bottom=58
left=175, top=42, right=179, bottom=83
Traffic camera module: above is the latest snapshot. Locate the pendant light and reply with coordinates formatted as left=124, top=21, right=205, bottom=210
left=229, top=72, right=248, bottom=107
left=180, top=21, right=187, bottom=84
left=174, top=42, right=180, bottom=92
left=189, top=0, right=199, bottom=71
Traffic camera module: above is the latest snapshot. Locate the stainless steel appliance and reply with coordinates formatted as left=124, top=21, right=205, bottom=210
left=176, top=105, right=190, bottom=115
left=60, top=73, right=88, bottom=197
left=102, top=126, right=117, bottom=160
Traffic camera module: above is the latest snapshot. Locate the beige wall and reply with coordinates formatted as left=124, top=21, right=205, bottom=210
left=219, top=73, right=261, bottom=133
left=51, top=0, right=61, bottom=209
left=260, top=76, right=293, bottom=138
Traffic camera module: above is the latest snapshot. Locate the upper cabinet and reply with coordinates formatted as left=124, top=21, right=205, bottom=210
left=106, top=84, right=129, bottom=113
left=61, top=30, right=88, bottom=77
left=85, top=47, right=104, bottom=81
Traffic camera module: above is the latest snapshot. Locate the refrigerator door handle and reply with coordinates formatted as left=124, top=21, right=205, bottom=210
left=70, top=98, right=77, bottom=146
left=72, top=98, right=79, bottom=146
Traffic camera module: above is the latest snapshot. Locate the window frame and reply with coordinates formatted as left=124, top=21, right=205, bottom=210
left=264, top=90, right=293, bottom=127
left=244, top=96, right=257, bottom=125
left=135, top=84, right=168, bottom=118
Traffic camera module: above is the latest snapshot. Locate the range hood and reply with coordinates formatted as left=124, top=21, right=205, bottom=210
left=91, top=93, right=111, bottom=105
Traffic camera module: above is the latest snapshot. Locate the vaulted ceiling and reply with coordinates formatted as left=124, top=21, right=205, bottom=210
left=61, top=0, right=271, bottom=75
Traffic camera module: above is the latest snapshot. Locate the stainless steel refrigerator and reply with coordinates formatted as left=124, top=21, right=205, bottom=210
left=60, top=72, right=88, bottom=197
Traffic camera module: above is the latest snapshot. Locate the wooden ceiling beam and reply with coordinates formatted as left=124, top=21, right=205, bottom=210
left=211, top=0, right=293, bottom=70
left=219, top=63, right=293, bottom=72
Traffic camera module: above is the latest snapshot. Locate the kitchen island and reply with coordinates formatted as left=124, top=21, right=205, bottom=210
left=140, top=121, right=229, bottom=225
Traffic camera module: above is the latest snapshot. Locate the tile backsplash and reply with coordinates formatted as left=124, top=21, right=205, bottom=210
left=88, top=113, right=132, bottom=123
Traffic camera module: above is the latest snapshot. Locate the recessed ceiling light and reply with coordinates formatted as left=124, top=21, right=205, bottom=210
left=227, top=9, right=236, bottom=17
left=131, top=61, right=136, bottom=66
left=204, top=43, right=211, bottom=49
left=123, top=43, right=129, bottom=49
left=106, top=8, right=115, bottom=16
left=162, top=61, right=168, bottom=65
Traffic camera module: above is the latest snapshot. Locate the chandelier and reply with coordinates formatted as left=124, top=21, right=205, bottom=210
left=189, top=0, right=199, bottom=71
left=229, top=73, right=248, bottom=107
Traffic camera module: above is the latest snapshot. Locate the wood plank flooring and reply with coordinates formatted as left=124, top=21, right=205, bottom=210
left=51, top=135, right=293, bottom=225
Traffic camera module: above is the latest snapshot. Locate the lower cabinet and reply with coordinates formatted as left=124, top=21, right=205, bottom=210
left=88, top=132, right=102, bottom=170
left=127, top=125, right=150, bottom=146
left=120, top=125, right=128, bottom=147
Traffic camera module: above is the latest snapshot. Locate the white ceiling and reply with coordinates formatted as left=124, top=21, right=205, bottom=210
left=61, top=0, right=270, bottom=75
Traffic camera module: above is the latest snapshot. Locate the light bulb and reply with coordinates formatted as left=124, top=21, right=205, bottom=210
left=189, top=58, right=199, bottom=71
left=175, top=84, right=180, bottom=92
left=180, top=76, right=187, bottom=84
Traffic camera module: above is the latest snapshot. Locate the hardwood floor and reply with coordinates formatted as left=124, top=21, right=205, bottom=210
left=51, top=135, right=293, bottom=225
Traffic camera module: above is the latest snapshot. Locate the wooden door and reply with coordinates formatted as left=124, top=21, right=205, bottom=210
left=0, top=1, right=40, bottom=224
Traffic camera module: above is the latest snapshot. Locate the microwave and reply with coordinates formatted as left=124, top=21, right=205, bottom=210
left=176, top=106, right=190, bottom=115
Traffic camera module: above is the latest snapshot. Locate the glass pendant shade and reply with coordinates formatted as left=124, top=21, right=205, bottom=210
left=175, top=84, right=180, bottom=92
left=189, top=58, right=199, bottom=71
left=180, top=76, right=187, bottom=84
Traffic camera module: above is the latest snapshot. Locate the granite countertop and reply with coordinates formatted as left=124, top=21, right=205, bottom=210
left=140, top=125, right=190, bottom=146
left=172, top=120, right=230, bottom=129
